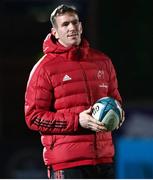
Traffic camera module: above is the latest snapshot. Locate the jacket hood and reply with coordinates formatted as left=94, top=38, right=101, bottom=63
left=43, top=33, right=89, bottom=60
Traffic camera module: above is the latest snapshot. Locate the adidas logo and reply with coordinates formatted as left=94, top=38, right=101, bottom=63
left=63, top=75, right=72, bottom=81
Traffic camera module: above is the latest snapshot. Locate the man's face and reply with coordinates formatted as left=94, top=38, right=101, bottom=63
left=52, top=12, right=82, bottom=47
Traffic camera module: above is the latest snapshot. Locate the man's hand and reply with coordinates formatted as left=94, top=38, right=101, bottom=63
left=79, top=107, right=107, bottom=132
left=115, top=100, right=125, bottom=129
left=116, top=109, right=125, bottom=129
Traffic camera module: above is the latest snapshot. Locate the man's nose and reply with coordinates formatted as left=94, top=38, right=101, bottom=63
left=68, top=23, right=76, bottom=30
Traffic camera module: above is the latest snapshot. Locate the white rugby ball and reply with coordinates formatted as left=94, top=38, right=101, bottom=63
left=92, top=97, right=121, bottom=131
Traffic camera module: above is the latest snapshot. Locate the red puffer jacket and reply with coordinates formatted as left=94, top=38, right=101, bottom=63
left=25, top=33, right=122, bottom=171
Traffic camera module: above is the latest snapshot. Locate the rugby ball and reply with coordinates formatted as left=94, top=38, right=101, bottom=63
left=92, top=97, right=121, bottom=131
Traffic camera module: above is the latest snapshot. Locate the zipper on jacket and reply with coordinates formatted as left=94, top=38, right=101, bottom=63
left=50, top=135, right=56, bottom=150
left=94, top=133, right=98, bottom=159
left=78, top=62, right=92, bottom=105
left=79, top=62, right=98, bottom=161
left=50, top=143, right=54, bottom=150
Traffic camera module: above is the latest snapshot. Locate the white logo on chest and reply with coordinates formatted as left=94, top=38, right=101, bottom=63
left=63, top=75, right=72, bottom=82
left=99, top=83, right=108, bottom=88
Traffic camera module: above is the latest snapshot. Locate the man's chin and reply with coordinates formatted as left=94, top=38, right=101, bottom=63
left=59, top=39, right=80, bottom=47
left=69, top=39, right=80, bottom=46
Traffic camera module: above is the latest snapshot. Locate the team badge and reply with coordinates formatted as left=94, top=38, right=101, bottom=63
left=97, top=70, right=104, bottom=79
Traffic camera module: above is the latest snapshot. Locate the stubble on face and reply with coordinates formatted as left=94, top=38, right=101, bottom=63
left=52, top=13, right=82, bottom=47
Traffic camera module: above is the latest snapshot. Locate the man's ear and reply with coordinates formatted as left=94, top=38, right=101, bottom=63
left=80, top=22, right=83, bottom=34
left=51, top=27, right=59, bottom=39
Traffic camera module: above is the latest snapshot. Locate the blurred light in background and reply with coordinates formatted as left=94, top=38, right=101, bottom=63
left=28, top=6, right=51, bottom=23
left=5, top=147, right=46, bottom=178
left=116, top=138, right=153, bottom=179
left=115, top=105, right=153, bottom=178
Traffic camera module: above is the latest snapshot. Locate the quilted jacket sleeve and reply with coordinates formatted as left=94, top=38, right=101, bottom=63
left=24, top=58, right=79, bottom=134
left=107, top=59, right=122, bottom=103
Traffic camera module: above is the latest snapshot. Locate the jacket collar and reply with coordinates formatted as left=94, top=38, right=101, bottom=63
left=43, top=33, right=89, bottom=61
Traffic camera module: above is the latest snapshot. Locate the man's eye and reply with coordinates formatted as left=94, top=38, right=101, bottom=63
left=73, top=20, right=79, bottom=25
left=63, top=22, right=69, bottom=26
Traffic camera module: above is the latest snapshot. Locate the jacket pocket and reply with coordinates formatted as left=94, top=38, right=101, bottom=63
left=41, top=135, right=56, bottom=150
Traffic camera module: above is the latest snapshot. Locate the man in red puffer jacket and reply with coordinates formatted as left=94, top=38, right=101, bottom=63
left=25, top=4, right=124, bottom=179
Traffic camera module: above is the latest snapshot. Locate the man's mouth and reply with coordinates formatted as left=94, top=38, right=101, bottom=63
left=68, top=33, right=78, bottom=38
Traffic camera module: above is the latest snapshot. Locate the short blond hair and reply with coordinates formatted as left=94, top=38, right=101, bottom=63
left=50, top=4, right=78, bottom=27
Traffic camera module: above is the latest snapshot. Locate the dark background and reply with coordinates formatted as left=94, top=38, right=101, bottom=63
left=0, top=0, right=153, bottom=178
